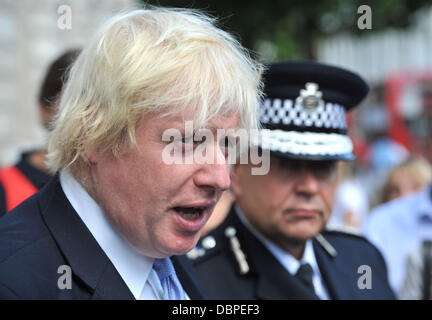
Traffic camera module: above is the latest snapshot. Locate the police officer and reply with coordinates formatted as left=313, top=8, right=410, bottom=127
left=190, top=61, right=396, bottom=300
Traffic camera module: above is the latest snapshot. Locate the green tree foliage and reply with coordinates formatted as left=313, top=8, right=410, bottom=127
left=142, top=0, right=432, bottom=60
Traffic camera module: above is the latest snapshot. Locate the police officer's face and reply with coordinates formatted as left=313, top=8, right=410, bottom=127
left=231, top=156, right=338, bottom=246
left=86, top=109, right=239, bottom=258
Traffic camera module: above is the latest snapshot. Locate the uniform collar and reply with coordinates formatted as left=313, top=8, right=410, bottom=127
left=60, top=168, right=153, bottom=300
left=234, top=205, right=329, bottom=299
left=222, top=206, right=318, bottom=299
left=235, top=204, right=315, bottom=272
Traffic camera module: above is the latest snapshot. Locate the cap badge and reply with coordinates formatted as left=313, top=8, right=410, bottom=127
left=296, top=82, right=323, bottom=112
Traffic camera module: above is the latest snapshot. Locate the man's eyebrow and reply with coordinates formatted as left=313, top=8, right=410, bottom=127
left=210, top=125, right=241, bottom=132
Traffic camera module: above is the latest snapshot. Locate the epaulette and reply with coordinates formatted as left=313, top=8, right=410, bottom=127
left=324, top=224, right=362, bottom=236
left=321, top=225, right=374, bottom=246
left=186, top=234, right=219, bottom=262
left=314, top=233, right=338, bottom=258
left=191, top=224, right=250, bottom=273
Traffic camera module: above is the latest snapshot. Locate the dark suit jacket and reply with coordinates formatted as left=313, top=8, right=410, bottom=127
left=0, top=176, right=206, bottom=299
left=190, top=206, right=396, bottom=300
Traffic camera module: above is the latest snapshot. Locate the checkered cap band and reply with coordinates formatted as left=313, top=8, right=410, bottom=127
left=251, top=129, right=353, bottom=157
left=260, top=98, right=347, bottom=131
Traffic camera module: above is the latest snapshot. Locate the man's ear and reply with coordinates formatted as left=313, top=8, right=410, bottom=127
left=84, top=143, right=99, bottom=165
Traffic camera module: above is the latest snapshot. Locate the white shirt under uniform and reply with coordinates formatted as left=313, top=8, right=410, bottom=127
left=236, top=206, right=330, bottom=300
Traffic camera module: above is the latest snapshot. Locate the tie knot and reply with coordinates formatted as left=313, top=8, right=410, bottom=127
left=295, top=263, right=315, bottom=292
left=151, top=257, right=187, bottom=300
left=296, top=263, right=313, bottom=276
left=153, top=258, right=175, bottom=280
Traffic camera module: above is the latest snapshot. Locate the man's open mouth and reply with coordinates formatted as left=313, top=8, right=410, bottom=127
left=173, top=206, right=206, bottom=220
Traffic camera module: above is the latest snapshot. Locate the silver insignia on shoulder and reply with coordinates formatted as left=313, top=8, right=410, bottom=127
left=186, top=246, right=206, bottom=260
left=315, top=233, right=337, bottom=258
left=225, top=226, right=237, bottom=238
left=296, top=82, right=324, bottom=112
left=224, top=226, right=249, bottom=275
left=201, top=235, right=216, bottom=250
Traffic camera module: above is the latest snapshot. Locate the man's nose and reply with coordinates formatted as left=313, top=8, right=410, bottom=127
left=193, top=146, right=231, bottom=191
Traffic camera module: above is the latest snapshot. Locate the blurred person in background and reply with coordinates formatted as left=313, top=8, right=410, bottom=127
left=327, top=161, right=368, bottom=231
left=359, top=132, right=410, bottom=209
left=363, top=154, right=432, bottom=296
left=399, top=240, right=432, bottom=300
left=0, top=49, right=80, bottom=218
left=380, top=156, right=432, bottom=204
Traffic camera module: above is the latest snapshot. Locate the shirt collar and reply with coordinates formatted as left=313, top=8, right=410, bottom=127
left=59, top=168, right=153, bottom=300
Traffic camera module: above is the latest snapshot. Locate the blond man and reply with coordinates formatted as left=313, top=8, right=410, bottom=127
left=0, top=7, right=262, bottom=300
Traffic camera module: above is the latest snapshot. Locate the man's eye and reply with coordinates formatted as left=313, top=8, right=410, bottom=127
left=220, top=136, right=236, bottom=149
left=219, top=137, right=228, bottom=149
left=181, top=135, right=206, bottom=145
left=181, top=136, right=194, bottom=144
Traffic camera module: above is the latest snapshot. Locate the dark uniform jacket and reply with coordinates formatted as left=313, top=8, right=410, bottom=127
left=190, top=206, right=396, bottom=300
left=0, top=176, right=206, bottom=299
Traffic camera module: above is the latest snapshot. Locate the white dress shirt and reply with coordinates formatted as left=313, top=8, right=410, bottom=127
left=60, top=168, right=161, bottom=300
left=363, top=184, right=432, bottom=296
left=235, top=206, right=330, bottom=299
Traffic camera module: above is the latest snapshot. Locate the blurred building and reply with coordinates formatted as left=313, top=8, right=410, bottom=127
left=317, top=7, right=432, bottom=84
left=318, top=7, right=432, bottom=162
left=0, top=0, right=137, bottom=166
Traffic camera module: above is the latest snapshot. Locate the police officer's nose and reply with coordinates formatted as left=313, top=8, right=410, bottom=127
left=294, top=169, right=320, bottom=198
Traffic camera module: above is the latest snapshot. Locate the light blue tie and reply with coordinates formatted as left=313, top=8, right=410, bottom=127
left=152, top=258, right=187, bottom=300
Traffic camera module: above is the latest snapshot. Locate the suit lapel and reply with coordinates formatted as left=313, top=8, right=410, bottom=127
left=227, top=211, right=319, bottom=300
left=313, top=238, right=354, bottom=299
left=38, top=176, right=134, bottom=300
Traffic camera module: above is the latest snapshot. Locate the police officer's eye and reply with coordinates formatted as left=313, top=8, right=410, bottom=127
left=277, top=158, right=299, bottom=170
left=319, top=161, right=337, bottom=172
left=310, top=161, right=337, bottom=177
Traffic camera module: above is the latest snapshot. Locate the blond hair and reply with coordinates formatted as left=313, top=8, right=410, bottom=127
left=47, top=7, right=263, bottom=171
left=382, top=156, right=432, bottom=203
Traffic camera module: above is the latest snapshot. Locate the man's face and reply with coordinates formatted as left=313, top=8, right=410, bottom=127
left=87, top=109, right=239, bottom=258
left=385, top=168, right=423, bottom=202
left=231, top=156, right=338, bottom=248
